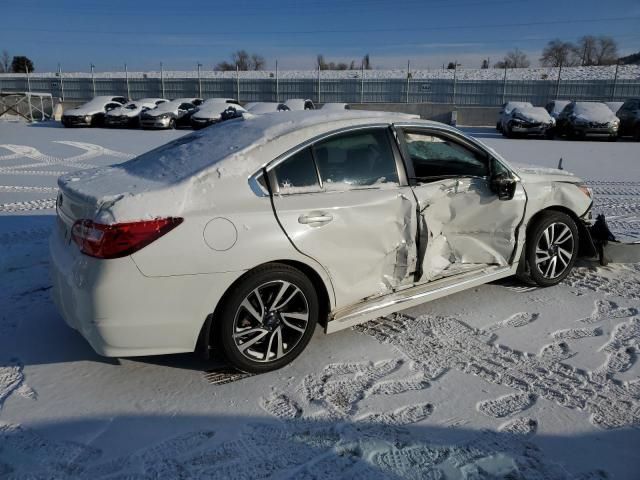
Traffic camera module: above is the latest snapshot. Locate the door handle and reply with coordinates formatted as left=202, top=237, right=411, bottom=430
left=298, top=213, right=333, bottom=224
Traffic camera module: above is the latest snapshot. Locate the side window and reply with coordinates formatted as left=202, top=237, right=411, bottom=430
left=402, top=131, right=488, bottom=181
left=273, top=148, right=320, bottom=192
left=312, top=129, right=399, bottom=187
left=105, top=103, right=120, bottom=111
left=179, top=103, right=194, bottom=111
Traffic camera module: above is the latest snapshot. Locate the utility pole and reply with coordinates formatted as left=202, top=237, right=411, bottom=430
left=317, top=64, right=321, bottom=104
left=360, top=61, right=365, bottom=104
left=197, top=62, right=202, bottom=98
left=555, top=59, right=563, bottom=99
left=124, top=63, right=130, bottom=100
left=236, top=64, right=240, bottom=102
left=160, top=62, right=165, bottom=98
left=502, top=64, right=508, bottom=104
left=406, top=60, right=410, bottom=103
left=275, top=60, right=279, bottom=102
left=58, top=63, right=65, bottom=101
left=611, top=60, right=620, bottom=101
left=452, top=60, right=458, bottom=105
left=26, top=64, right=33, bottom=122
left=90, top=63, right=96, bottom=97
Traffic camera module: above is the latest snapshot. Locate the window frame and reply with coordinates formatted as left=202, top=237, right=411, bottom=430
left=262, top=124, right=408, bottom=196
left=394, top=125, right=513, bottom=185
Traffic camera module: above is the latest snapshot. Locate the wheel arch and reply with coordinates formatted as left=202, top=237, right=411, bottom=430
left=526, top=205, right=594, bottom=257
left=195, top=259, right=333, bottom=357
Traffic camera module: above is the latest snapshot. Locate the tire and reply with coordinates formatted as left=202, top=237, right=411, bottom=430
left=217, top=263, right=319, bottom=373
left=608, top=134, right=618, bottom=142
left=504, top=122, right=515, bottom=138
left=496, top=121, right=502, bottom=132
left=169, top=118, right=176, bottom=129
left=544, top=129, right=555, bottom=140
left=525, top=211, right=579, bottom=287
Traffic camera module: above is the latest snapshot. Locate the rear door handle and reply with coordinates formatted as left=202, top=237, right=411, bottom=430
left=298, top=213, right=333, bottom=224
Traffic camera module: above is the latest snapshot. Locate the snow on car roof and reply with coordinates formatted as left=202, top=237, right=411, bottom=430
left=504, top=102, right=533, bottom=113
left=59, top=110, right=426, bottom=203
left=512, top=106, right=552, bottom=121
left=573, top=102, right=617, bottom=120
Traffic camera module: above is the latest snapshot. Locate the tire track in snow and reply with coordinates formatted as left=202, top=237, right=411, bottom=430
left=0, top=198, right=56, bottom=213
left=0, top=185, right=57, bottom=193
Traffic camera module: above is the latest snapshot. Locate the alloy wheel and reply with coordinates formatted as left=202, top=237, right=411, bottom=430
left=535, top=222, right=575, bottom=279
left=232, top=280, right=310, bottom=363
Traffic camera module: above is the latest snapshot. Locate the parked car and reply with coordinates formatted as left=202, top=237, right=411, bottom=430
left=190, top=99, right=245, bottom=130
left=544, top=100, right=571, bottom=121
left=245, top=102, right=290, bottom=114
left=52, top=110, right=604, bottom=373
left=615, top=98, right=640, bottom=141
left=139, top=98, right=203, bottom=129
left=500, top=106, right=555, bottom=138
left=496, top=102, right=533, bottom=132
left=104, top=98, right=168, bottom=128
left=61, top=96, right=127, bottom=127
left=321, top=103, right=351, bottom=110
left=556, top=102, right=620, bottom=140
left=284, top=98, right=315, bottom=110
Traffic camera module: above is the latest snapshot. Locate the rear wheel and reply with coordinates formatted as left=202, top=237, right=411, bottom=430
left=525, top=211, right=579, bottom=287
left=217, top=264, right=318, bottom=373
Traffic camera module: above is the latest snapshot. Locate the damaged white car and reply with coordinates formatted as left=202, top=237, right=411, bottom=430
left=51, top=111, right=617, bottom=373
left=499, top=105, right=555, bottom=138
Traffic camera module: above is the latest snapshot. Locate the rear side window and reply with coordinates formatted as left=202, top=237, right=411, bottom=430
left=274, top=147, right=319, bottom=191
left=312, top=129, right=398, bottom=187
left=403, top=131, right=488, bottom=181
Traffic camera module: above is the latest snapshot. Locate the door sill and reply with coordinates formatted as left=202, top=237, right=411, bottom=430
left=325, top=265, right=515, bottom=333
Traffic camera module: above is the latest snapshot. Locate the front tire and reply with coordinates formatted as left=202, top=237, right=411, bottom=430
left=525, top=211, right=579, bottom=287
left=217, top=264, right=319, bottom=373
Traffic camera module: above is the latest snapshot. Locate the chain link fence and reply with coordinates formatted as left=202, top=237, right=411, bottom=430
left=1, top=74, right=638, bottom=105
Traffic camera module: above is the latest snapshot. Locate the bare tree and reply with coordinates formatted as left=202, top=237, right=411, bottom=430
left=494, top=48, right=530, bottom=68
left=0, top=50, right=10, bottom=72
left=215, top=50, right=266, bottom=71
left=594, top=36, right=618, bottom=65
left=362, top=54, right=371, bottom=70
left=576, top=35, right=598, bottom=66
left=481, top=58, right=489, bottom=69
left=540, top=39, right=577, bottom=67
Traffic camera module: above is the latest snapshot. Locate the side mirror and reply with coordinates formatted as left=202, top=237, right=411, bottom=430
left=490, top=173, right=517, bottom=200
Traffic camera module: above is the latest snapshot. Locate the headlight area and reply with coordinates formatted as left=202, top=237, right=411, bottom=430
left=577, top=184, right=593, bottom=200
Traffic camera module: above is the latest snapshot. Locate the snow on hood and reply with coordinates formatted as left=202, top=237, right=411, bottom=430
left=573, top=102, right=618, bottom=123
left=504, top=102, right=532, bottom=114
left=247, top=103, right=289, bottom=114
left=63, top=97, right=118, bottom=116
left=511, top=163, right=580, bottom=183
left=145, top=98, right=197, bottom=117
left=58, top=110, right=419, bottom=221
left=549, top=100, right=570, bottom=114
left=512, top=106, right=553, bottom=123
left=107, top=99, right=159, bottom=117
left=192, top=102, right=246, bottom=120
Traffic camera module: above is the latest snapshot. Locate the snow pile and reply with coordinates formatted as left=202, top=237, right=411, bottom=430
left=2, top=65, right=639, bottom=80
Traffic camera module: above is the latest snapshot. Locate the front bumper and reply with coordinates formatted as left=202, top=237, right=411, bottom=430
left=510, top=121, right=552, bottom=134
left=104, top=116, right=137, bottom=127
left=139, top=116, right=172, bottom=129
left=49, top=225, right=240, bottom=356
left=573, top=124, right=618, bottom=136
left=62, top=115, right=91, bottom=127
left=190, top=117, right=217, bottom=129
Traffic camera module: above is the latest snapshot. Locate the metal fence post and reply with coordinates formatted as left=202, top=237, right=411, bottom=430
left=555, top=61, right=563, bottom=99
left=90, top=63, right=96, bottom=97
left=502, top=65, right=507, bottom=104
left=275, top=60, right=279, bottom=102
left=197, top=63, right=202, bottom=98
left=58, top=63, right=65, bottom=101
left=360, top=62, right=364, bottom=103
left=26, top=65, right=33, bottom=122
left=317, top=65, right=321, bottom=104
left=236, top=64, right=240, bottom=102
left=160, top=62, right=165, bottom=98
left=611, top=61, right=620, bottom=101
left=452, top=61, right=457, bottom=105
left=125, top=64, right=131, bottom=99
left=406, top=60, right=410, bottom=103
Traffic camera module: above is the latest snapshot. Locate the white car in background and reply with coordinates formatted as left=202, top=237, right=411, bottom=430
left=285, top=98, right=315, bottom=110
left=104, top=98, right=168, bottom=128
left=61, top=96, right=127, bottom=127
left=496, top=101, right=533, bottom=132
left=139, top=98, right=203, bottom=129
left=190, top=98, right=245, bottom=129
left=245, top=102, right=290, bottom=114
left=51, top=110, right=602, bottom=373
left=500, top=106, right=555, bottom=138
left=321, top=103, right=351, bottom=110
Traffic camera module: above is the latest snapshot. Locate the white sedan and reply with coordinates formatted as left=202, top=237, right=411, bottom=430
left=104, top=98, right=168, bottom=128
left=51, top=111, right=599, bottom=373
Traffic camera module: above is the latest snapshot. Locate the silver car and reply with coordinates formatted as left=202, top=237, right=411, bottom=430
left=52, top=111, right=602, bottom=373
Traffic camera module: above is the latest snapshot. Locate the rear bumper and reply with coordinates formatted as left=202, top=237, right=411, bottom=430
left=49, top=227, right=241, bottom=357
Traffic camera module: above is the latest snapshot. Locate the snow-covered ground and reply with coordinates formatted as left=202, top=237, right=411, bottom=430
left=2, top=64, right=639, bottom=81
left=0, top=119, right=639, bottom=479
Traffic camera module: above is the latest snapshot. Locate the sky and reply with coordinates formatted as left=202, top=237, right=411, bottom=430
left=1, top=0, right=639, bottom=72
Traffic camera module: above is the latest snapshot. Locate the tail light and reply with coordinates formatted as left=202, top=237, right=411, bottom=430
left=71, top=217, right=183, bottom=259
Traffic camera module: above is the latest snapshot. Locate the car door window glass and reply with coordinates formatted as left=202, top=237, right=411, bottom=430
left=312, top=129, right=399, bottom=188
left=404, top=131, right=488, bottom=181
left=274, top=147, right=320, bottom=192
